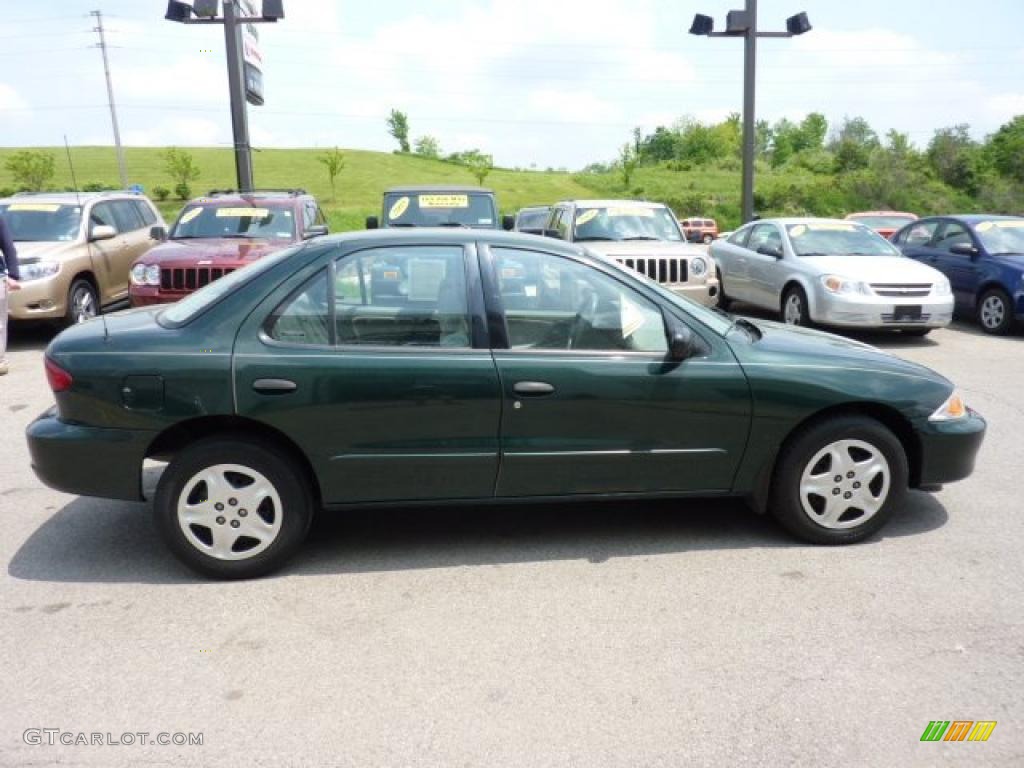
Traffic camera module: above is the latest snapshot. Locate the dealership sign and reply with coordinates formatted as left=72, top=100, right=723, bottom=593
left=239, top=0, right=264, bottom=105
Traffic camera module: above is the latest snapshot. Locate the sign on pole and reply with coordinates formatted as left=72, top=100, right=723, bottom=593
left=239, top=0, right=264, bottom=105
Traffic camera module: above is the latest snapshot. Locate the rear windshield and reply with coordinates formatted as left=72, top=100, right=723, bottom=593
left=848, top=214, right=916, bottom=230
left=159, top=245, right=301, bottom=326
left=383, top=192, right=497, bottom=228
left=171, top=203, right=296, bottom=240
left=0, top=202, right=82, bottom=241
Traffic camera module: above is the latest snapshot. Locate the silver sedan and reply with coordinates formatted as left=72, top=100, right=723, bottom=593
left=710, top=217, right=954, bottom=335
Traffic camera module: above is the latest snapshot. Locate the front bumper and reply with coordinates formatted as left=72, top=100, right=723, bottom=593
left=814, top=291, right=954, bottom=329
left=915, top=410, right=986, bottom=487
left=26, top=409, right=153, bottom=501
left=7, top=274, right=67, bottom=320
left=668, top=277, right=720, bottom=307
left=128, top=284, right=179, bottom=307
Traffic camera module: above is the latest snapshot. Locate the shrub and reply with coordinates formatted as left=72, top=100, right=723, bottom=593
left=153, top=186, right=170, bottom=202
left=4, top=150, right=56, bottom=191
left=82, top=181, right=109, bottom=192
left=174, top=182, right=192, bottom=201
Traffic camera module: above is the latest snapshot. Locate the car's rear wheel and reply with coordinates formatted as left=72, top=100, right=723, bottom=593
left=65, top=279, right=98, bottom=326
left=977, top=288, right=1014, bottom=335
left=702, top=233, right=714, bottom=245
left=154, top=437, right=313, bottom=579
left=770, top=415, right=907, bottom=545
left=782, top=285, right=811, bottom=327
left=715, top=267, right=732, bottom=310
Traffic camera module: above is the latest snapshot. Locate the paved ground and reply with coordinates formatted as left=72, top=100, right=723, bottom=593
left=1, top=315, right=1021, bottom=767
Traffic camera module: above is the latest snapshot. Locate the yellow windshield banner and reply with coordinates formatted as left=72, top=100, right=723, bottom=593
left=418, top=194, right=469, bottom=209
left=215, top=207, right=270, bottom=218
left=388, top=196, right=410, bottom=219
left=8, top=203, right=61, bottom=212
left=607, top=207, right=654, bottom=217
left=179, top=207, right=203, bottom=224
left=807, top=223, right=856, bottom=231
left=575, top=209, right=599, bottom=226
left=995, top=220, right=1024, bottom=229
left=789, top=224, right=808, bottom=237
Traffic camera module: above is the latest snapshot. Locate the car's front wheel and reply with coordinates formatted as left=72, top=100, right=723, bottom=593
left=770, top=415, right=908, bottom=545
left=702, top=233, right=714, bottom=245
left=154, top=437, right=314, bottom=579
left=65, top=279, right=98, bottom=326
left=782, top=285, right=811, bottom=327
left=977, top=288, right=1014, bottom=335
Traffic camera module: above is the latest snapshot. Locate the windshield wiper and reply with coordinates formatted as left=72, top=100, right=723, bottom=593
left=574, top=236, right=615, bottom=242
left=438, top=221, right=469, bottom=228
left=621, top=236, right=661, bottom=241
left=390, top=223, right=416, bottom=227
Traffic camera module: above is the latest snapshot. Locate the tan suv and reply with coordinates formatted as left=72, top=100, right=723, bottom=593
left=0, top=191, right=166, bottom=326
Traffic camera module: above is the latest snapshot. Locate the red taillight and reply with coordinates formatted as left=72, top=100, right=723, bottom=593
left=45, top=357, right=73, bottom=393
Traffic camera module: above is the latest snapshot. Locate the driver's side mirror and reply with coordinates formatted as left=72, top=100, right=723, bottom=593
left=666, top=322, right=698, bottom=362
left=89, top=224, right=116, bottom=242
left=501, top=214, right=515, bottom=231
left=950, top=242, right=978, bottom=257
left=149, top=225, right=167, bottom=242
left=303, top=224, right=329, bottom=239
left=757, top=245, right=783, bottom=258
left=365, top=216, right=379, bottom=230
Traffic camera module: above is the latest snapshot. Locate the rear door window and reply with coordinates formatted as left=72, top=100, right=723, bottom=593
left=134, top=200, right=158, bottom=227
left=111, top=200, right=144, bottom=232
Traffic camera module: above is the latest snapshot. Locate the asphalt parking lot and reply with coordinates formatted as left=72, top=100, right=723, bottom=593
left=1, top=315, right=1021, bottom=767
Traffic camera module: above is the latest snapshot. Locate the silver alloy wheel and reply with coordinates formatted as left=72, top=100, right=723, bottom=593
left=176, top=463, right=283, bottom=560
left=71, top=285, right=97, bottom=324
left=980, top=295, right=1006, bottom=329
left=783, top=293, right=803, bottom=324
left=799, top=439, right=891, bottom=529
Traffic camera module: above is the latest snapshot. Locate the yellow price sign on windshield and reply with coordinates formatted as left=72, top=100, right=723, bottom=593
left=575, top=209, right=599, bottom=226
left=8, top=203, right=61, bottom=212
left=179, top=207, right=203, bottom=224
left=419, top=194, right=469, bottom=209
left=388, top=196, right=410, bottom=219
left=215, top=207, right=270, bottom=218
left=607, top=207, right=654, bottom=218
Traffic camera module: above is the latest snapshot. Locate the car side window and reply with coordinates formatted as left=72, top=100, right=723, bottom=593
left=746, top=224, right=781, bottom=255
left=335, top=245, right=470, bottom=348
left=315, top=206, right=327, bottom=226
left=267, top=270, right=330, bottom=346
left=492, top=247, right=668, bottom=354
left=111, top=201, right=144, bottom=233
left=903, top=220, right=940, bottom=247
left=134, top=200, right=157, bottom=227
left=934, top=222, right=972, bottom=254
left=553, top=208, right=569, bottom=239
left=728, top=227, right=751, bottom=247
left=89, top=202, right=118, bottom=233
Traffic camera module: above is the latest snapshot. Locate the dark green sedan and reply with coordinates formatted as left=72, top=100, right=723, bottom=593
left=27, top=230, right=986, bottom=578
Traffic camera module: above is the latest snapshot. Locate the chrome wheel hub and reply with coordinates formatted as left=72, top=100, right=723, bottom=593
left=980, top=296, right=1005, bottom=329
left=176, top=464, right=282, bottom=560
left=799, top=439, right=890, bottom=529
left=72, top=288, right=96, bottom=323
left=784, top=294, right=803, bottom=324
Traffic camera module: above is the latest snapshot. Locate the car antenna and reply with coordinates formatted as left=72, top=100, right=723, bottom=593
left=63, top=135, right=82, bottom=207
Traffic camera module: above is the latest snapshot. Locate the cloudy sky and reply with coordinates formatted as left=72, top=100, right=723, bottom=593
left=2, top=0, right=1022, bottom=169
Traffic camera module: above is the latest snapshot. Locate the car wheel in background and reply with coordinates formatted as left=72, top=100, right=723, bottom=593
left=154, top=437, right=314, bottom=579
left=782, top=285, right=811, bottom=327
left=702, top=233, right=714, bottom=245
left=65, top=279, right=98, bottom=326
left=976, top=288, right=1014, bottom=335
left=770, top=415, right=907, bottom=545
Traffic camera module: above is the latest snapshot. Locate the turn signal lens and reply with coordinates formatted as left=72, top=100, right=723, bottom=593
left=929, top=391, right=967, bottom=422
left=44, top=357, right=73, bottom=393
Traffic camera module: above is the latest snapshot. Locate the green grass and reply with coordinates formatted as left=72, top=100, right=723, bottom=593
left=0, top=146, right=597, bottom=232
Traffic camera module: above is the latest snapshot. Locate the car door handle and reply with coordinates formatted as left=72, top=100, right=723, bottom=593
left=252, top=378, right=297, bottom=394
left=513, top=381, right=555, bottom=396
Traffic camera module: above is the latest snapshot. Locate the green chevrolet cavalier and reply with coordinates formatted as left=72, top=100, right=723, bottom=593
left=27, top=230, right=986, bottom=578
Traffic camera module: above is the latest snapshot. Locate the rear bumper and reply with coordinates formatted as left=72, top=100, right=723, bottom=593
left=26, top=409, right=152, bottom=501
left=915, top=411, right=986, bottom=487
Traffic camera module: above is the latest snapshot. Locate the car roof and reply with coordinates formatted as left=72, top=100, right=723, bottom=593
left=916, top=214, right=1024, bottom=224
left=312, top=227, right=583, bottom=252
left=190, top=193, right=306, bottom=205
left=385, top=185, right=494, bottom=194
left=845, top=211, right=917, bottom=218
left=557, top=199, right=669, bottom=208
left=0, top=191, right=143, bottom=204
left=517, top=205, right=550, bottom=212
left=742, top=217, right=873, bottom=227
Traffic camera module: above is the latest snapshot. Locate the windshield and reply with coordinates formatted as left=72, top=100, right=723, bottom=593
left=516, top=209, right=549, bottom=230
left=159, top=245, right=301, bottom=326
left=171, top=203, right=296, bottom=240
left=384, top=192, right=497, bottom=228
left=848, top=215, right=916, bottom=230
left=573, top=206, right=683, bottom=242
left=786, top=222, right=900, bottom=257
left=0, top=203, right=82, bottom=242
left=974, top=219, right=1024, bottom=254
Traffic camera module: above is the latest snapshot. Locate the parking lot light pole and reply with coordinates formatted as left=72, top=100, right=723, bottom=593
left=689, top=2, right=811, bottom=224
left=164, top=1, right=284, bottom=192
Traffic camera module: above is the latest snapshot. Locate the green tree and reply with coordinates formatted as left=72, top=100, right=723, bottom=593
left=163, top=148, right=201, bottom=199
left=387, top=109, right=411, bottom=153
left=462, top=150, right=493, bottom=185
left=618, top=143, right=638, bottom=187
left=317, top=147, right=345, bottom=201
left=413, top=135, right=441, bottom=158
left=987, top=115, right=1024, bottom=183
left=639, top=126, right=677, bottom=163
left=796, top=112, right=828, bottom=153
left=927, top=124, right=980, bottom=194
left=4, top=150, right=56, bottom=191
left=829, top=116, right=880, bottom=173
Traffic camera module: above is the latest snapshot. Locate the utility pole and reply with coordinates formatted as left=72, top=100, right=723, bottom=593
left=689, top=3, right=811, bottom=224
left=222, top=0, right=254, bottom=192
left=90, top=10, right=128, bottom=189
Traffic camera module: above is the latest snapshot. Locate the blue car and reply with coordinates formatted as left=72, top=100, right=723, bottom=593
left=893, top=215, right=1024, bottom=335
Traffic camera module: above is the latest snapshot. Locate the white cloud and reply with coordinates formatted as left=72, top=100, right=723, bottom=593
left=0, top=83, right=29, bottom=112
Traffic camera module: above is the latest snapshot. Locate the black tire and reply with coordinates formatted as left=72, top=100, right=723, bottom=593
left=154, top=436, right=314, bottom=579
left=976, top=288, right=1014, bottom=335
left=65, top=278, right=98, bottom=327
left=902, top=328, right=931, bottom=337
left=781, top=285, right=812, bottom=327
left=702, top=233, right=714, bottom=245
left=770, top=415, right=908, bottom=545
left=715, top=267, right=732, bottom=310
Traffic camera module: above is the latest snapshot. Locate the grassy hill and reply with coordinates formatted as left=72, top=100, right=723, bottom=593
left=0, top=146, right=602, bottom=232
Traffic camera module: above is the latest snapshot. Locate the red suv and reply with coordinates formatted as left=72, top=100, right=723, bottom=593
left=129, top=189, right=327, bottom=306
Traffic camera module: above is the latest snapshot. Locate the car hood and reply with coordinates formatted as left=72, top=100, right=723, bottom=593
left=137, top=238, right=286, bottom=265
left=585, top=240, right=707, bottom=258
left=802, top=255, right=942, bottom=283
left=735, top=317, right=949, bottom=385
left=11, top=240, right=81, bottom=263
